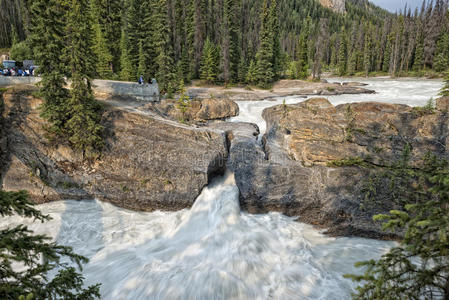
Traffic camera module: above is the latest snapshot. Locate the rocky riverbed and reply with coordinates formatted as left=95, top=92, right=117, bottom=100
left=0, top=80, right=446, bottom=239
left=187, top=79, right=374, bottom=101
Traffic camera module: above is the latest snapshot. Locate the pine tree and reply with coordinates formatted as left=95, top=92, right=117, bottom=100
left=363, top=27, right=372, bottom=77
left=441, top=71, right=449, bottom=97
left=152, top=0, right=177, bottom=95
left=93, top=22, right=113, bottom=79
left=65, top=0, right=104, bottom=157
left=29, top=0, right=69, bottom=136
left=221, top=0, right=240, bottom=83
left=383, top=34, right=392, bottom=73
left=237, top=56, right=248, bottom=83
left=255, top=0, right=274, bottom=87
left=414, top=35, right=425, bottom=71
left=246, top=59, right=257, bottom=84
left=338, top=30, right=347, bottom=76
left=348, top=50, right=357, bottom=75
left=200, top=38, right=220, bottom=84
left=120, top=29, right=134, bottom=81
left=0, top=189, right=101, bottom=299
left=346, top=155, right=449, bottom=300
left=296, top=33, right=309, bottom=79
left=122, top=0, right=143, bottom=79
left=270, top=0, right=282, bottom=79
left=91, top=0, right=122, bottom=73
left=433, top=13, right=449, bottom=72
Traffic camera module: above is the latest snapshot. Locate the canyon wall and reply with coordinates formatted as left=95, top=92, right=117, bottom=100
left=319, top=0, right=345, bottom=13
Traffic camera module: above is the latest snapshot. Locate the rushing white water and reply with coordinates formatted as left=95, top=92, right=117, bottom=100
left=2, top=78, right=441, bottom=299
left=1, top=173, right=392, bottom=299
left=231, top=77, right=443, bottom=133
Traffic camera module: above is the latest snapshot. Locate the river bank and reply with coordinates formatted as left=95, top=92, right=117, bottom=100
left=187, top=79, right=375, bottom=101
left=0, top=77, right=445, bottom=299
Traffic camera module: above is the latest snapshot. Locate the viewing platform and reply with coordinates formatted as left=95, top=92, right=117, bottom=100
left=0, top=77, right=160, bottom=102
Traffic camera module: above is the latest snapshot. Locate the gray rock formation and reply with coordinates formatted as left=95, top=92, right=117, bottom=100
left=0, top=87, right=227, bottom=211
left=228, top=97, right=449, bottom=239
left=319, top=0, right=345, bottom=13
left=144, top=98, right=239, bottom=123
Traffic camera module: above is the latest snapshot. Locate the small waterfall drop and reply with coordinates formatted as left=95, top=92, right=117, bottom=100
left=0, top=172, right=392, bottom=299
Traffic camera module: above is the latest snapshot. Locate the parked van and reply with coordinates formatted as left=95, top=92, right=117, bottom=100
left=2, top=60, right=16, bottom=68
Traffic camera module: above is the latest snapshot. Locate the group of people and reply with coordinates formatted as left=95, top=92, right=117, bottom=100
left=1, top=66, right=35, bottom=77
left=138, top=75, right=157, bottom=85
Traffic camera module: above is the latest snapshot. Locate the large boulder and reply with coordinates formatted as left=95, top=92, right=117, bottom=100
left=0, top=88, right=228, bottom=211
left=145, top=98, right=239, bottom=123
left=231, top=98, right=449, bottom=239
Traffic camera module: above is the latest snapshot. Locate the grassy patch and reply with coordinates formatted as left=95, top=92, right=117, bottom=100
left=411, top=98, right=435, bottom=117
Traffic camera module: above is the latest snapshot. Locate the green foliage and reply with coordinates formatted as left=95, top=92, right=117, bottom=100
left=327, top=157, right=366, bottom=168
left=65, top=0, right=104, bottom=157
left=10, top=40, right=33, bottom=62
left=119, top=29, right=135, bottom=82
left=200, top=38, right=220, bottom=84
left=176, top=80, right=191, bottom=123
left=255, top=0, right=276, bottom=87
left=90, top=0, right=122, bottom=74
left=338, top=31, right=347, bottom=76
left=92, top=22, right=113, bottom=79
left=412, top=98, right=436, bottom=116
left=293, top=33, right=309, bottom=79
left=246, top=60, right=258, bottom=84
left=0, top=189, right=100, bottom=299
left=441, top=71, right=449, bottom=97
left=30, top=0, right=70, bottom=136
left=152, top=0, right=177, bottom=95
left=347, top=153, right=449, bottom=299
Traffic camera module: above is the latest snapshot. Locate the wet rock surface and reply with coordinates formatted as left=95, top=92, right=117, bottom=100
left=187, top=79, right=375, bottom=102
left=0, top=88, right=228, bottom=211
left=2, top=84, right=448, bottom=239
left=229, top=97, right=449, bottom=239
left=144, top=97, right=239, bottom=123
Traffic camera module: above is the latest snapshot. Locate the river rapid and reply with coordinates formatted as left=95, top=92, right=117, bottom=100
left=0, top=78, right=443, bottom=299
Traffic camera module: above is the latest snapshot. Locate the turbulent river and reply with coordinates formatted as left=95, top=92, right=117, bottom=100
left=0, top=78, right=443, bottom=299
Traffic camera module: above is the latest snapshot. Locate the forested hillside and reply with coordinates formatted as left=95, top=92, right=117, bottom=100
left=2, top=0, right=449, bottom=91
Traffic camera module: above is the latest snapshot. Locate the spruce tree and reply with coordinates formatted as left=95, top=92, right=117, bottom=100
left=120, top=29, right=134, bottom=81
left=383, top=35, right=392, bottom=73
left=222, top=0, right=240, bottom=83
left=346, top=155, right=449, bottom=300
left=270, top=0, right=282, bottom=80
left=433, top=13, right=449, bottom=73
left=200, top=38, right=220, bottom=84
left=296, top=33, right=309, bottom=79
left=237, top=56, right=248, bottom=83
left=122, top=0, right=143, bottom=80
left=441, top=71, right=449, bottom=97
left=152, top=0, right=177, bottom=95
left=246, top=59, right=257, bottom=84
left=65, top=0, right=104, bottom=157
left=29, top=0, right=69, bottom=136
left=363, top=27, right=372, bottom=77
left=338, top=30, right=347, bottom=76
left=0, top=189, right=101, bottom=299
left=255, top=0, right=274, bottom=87
left=93, top=22, right=113, bottom=79
left=91, top=0, right=122, bottom=74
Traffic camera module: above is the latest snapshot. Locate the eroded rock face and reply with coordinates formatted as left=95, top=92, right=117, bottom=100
left=145, top=98, right=239, bottom=123
left=231, top=97, right=449, bottom=239
left=319, top=0, right=345, bottom=13
left=263, top=98, right=448, bottom=168
left=0, top=88, right=228, bottom=211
